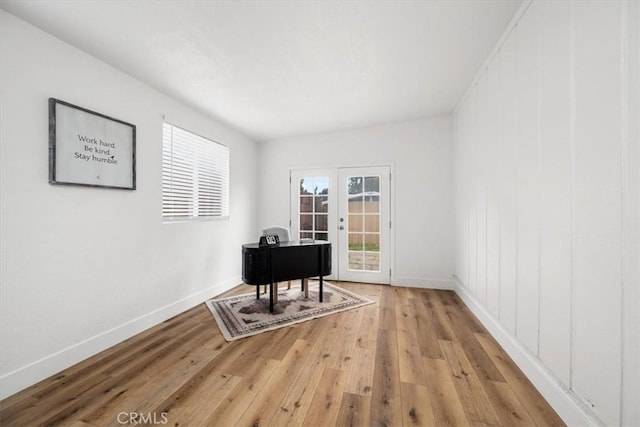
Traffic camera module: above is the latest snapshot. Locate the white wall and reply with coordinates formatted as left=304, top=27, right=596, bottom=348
left=0, top=11, right=258, bottom=399
left=453, top=1, right=639, bottom=426
left=258, top=116, right=453, bottom=288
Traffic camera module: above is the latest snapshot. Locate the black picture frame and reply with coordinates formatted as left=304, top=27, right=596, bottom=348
left=49, top=98, right=136, bottom=190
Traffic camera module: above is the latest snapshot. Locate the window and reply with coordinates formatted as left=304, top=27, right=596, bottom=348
left=162, top=122, right=229, bottom=221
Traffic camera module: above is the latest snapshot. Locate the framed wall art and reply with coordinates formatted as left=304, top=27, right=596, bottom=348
left=49, top=98, right=136, bottom=190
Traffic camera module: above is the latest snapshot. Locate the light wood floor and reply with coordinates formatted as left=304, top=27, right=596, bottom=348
left=0, top=282, right=564, bottom=426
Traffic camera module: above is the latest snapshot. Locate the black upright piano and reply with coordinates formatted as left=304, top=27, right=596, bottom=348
left=242, top=240, right=332, bottom=313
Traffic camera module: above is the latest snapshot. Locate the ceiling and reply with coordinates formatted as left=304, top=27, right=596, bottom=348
left=1, top=0, right=522, bottom=142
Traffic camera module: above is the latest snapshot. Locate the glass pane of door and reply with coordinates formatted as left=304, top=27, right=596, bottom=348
left=296, top=176, right=329, bottom=241
left=346, top=175, right=380, bottom=272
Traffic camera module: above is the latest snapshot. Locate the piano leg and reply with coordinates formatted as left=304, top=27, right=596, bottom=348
left=274, top=283, right=278, bottom=304
left=269, top=282, right=274, bottom=313
left=303, top=278, right=309, bottom=298
left=256, top=286, right=260, bottom=300
left=319, top=245, right=324, bottom=302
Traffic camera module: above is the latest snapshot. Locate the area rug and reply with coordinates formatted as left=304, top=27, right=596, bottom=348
left=205, top=281, right=375, bottom=341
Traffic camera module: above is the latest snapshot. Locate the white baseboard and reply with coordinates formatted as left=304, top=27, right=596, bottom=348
left=393, top=276, right=454, bottom=290
left=0, top=276, right=241, bottom=400
left=453, top=278, right=605, bottom=427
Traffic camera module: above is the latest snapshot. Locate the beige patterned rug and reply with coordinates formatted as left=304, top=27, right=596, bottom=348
left=205, top=281, right=375, bottom=341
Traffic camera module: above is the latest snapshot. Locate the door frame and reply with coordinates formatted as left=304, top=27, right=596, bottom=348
left=289, top=164, right=395, bottom=284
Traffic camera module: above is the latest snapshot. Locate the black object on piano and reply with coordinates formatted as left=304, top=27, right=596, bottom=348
left=242, top=240, right=331, bottom=313
left=259, top=234, right=280, bottom=247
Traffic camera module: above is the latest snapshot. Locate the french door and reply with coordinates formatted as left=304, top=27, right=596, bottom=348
left=290, top=166, right=391, bottom=284
left=337, top=167, right=390, bottom=283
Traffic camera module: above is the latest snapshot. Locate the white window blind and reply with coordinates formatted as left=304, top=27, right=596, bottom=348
left=162, top=123, right=229, bottom=221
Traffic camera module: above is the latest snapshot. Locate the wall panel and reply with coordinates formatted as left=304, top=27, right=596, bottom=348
left=537, top=0, right=572, bottom=387
left=467, top=87, right=478, bottom=296
left=572, top=2, right=622, bottom=424
left=515, top=6, right=540, bottom=354
left=476, top=73, right=489, bottom=305
left=486, top=55, right=501, bottom=318
left=455, top=100, right=470, bottom=287
left=621, top=3, right=640, bottom=422
left=498, top=30, right=518, bottom=335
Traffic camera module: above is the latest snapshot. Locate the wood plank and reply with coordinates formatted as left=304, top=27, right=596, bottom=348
left=394, top=286, right=411, bottom=306
left=335, top=392, right=371, bottom=427
left=369, top=329, right=403, bottom=426
left=396, top=303, right=428, bottom=385
left=400, top=382, right=436, bottom=426
left=439, top=293, right=505, bottom=383
left=147, top=340, right=241, bottom=421
left=441, top=290, right=487, bottom=334
left=408, top=295, right=443, bottom=359
left=423, top=357, right=470, bottom=427
left=295, top=310, right=331, bottom=344
left=355, top=305, right=379, bottom=350
left=378, top=285, right=397, bottom=331
left=309, top=312, right=348, bottom=368
left=79, top=383, right=140, bottom=426
left=92, top=326, right=226, bottom=422
left=202, top=358, right=280, bottom=426
left=158, top=373, right=241, bottom=426
left=475, top=333, right=564, bottom=426
left=487, top=380, right=537, bottom=426
left=303, top=368, right=346, bottom=427
left=268, top=360, right=325, bottom=426
left=343, top=346, right=376, bottom=396
left=269, top=317, right=335, bottom=426
left=221, top=328, right=287, bottom=376
left=260, top=325, right=304, bottom=361
left=342, top=282, right=383, bottom=301
left=418, top=290, right=456, bottom=341
left=440, top=339, right=501, bottom=426
left=326, top=308, right=364, bottom=371
left=236, top=339, right=313, bottom=427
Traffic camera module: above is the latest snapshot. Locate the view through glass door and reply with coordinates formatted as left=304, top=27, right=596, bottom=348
left=290, top=169, right=338, bottom=280
left=290, top=166, right=390, bottom=284
left=337, top=166, right=390, bottom=284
